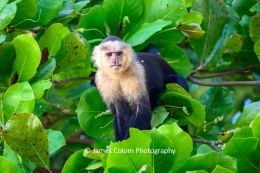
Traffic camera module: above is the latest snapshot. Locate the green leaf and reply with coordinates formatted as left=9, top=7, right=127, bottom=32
left=3, top=82, right=35, bottom=122
left=151, top=106, right=169, bottom=128
left=178, top=11, right=203, bottom=25
left=78, top=5, right=107, bottom=40
left=39, top=23, right=69, bottom=58
left=197, top=144, right=214, bottom=154
left=232, top=0, right=256, bottom=16
left=223, top=127, right=259, bottom=173
left=11, top=0, right=37, bottom=25
left=47, top=129, right=66, bottom=154
left=249, top=13, right=260, bottom=43
left=250, top=2, right=260, bottom=13
left=0, top=0, right=8, bottom=11
left=212, top=165, right=235, bottom=173
left=160, top=84, right=205, bottom=127
left=86, top=161, right=102, bottom=171
left=254, top=39, right=260, bottom=61
left=126, top=20, right=171, bottom=46
left=0, top=2, right=17, bottom=30
left=56, top=32, right=91, bottom=72
left=251, top=114, right=260, bottom=140
left=12, top=34, right=41, bottom=82
left=199, top=87, right=235, bottom=121
left=61, top=150, right=91, bottom=173
left=76, top=88, right=114, bottom=138
left=235, top=102, right=260, bottom=127
left=191, top=0, right=229, bottom=66
left=31, top=80, right=52, bottom=99
left=179, top=152, right=237, bottom=172
left=36, top=0, right=63, bottom=25
left=149, top=31, right=193, bottom=77
left=0, top=42, right=16, bottom=84
left=103, top=0, right=144, bottom=35
left=3, top=143, right=36, bottom=173
left=2, top=113, right=49, bottom=168
left=177, top=11, right=205, bottom=39
left=30, top=58, right=56, bottom=83
left=106, top=128, right=152, bottom=172
left=224, top=34, right=243, bottom=52
left=143, top=0, right=187, bottom=23
left=0, top=156, right=19, bottom=173
left=157, top=123, right=193, bottom=172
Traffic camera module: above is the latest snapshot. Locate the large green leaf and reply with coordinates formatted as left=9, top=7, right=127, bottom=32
left=223, top=127, right=259, bottom=173
left=235, top=102, right=260, bottom=127
left=35, top=0, right=63, bottom=25
left=126, top=20, right=171, bottom=46
left=78, top=5, right=107, bottom=41
left=3, top=82, right=35, bottom=122
left=142, top=0, right=187, bottom=23
left=76, top=88, right=114, bottom=138
left=11, top=0, right=37, bottom=25
left=47, top=129, right=66, bottom=154
left=191, top=0, right=229, bottom=67
left=160, top=84, right=205, bottom=127
left=178, top=152, right=237, bottom=172
left=62, top=150, right=91, bottom=173
left=39, top=23, right=69, bottom=58
left=2, top=113, right=49, bottom=168
left=103, top=0, right=144, bottom=35
left=199, top=87, right=235, bottom=121
left=106, top=128, right=152, bottom=173
left=56, top=32, right=91, bottom=73
left=157, top=123, right=193, bottom=172
left=0, top=42, right=16, bottom=84
left=0, top=156, right=19, bottom=173
left=0, top=2, right=17, bottom=30
left=12, top=34, right=41, bottom=82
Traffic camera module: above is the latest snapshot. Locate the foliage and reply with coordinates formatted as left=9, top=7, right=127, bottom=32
left=0, top=0, right=259, bottom=172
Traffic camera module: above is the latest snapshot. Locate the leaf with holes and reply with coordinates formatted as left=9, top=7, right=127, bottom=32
left=2, top=113, right=49, bottom=168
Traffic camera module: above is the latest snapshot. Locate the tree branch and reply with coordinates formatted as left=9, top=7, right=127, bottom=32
left=188, top=75, right=260, bottom=86
left=192, top=65, right=260, bottom=79
left=52, top=76, right=94, bottom=87
left=192, top=138, right=223, bottom=152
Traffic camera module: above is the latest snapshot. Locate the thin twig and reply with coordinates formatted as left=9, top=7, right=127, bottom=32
left=192, top=138, right=223, bottom=152
left=188, top=75, right=260, bottom=86
left=192, top=65, right=260, bottom=79
left=52, top=76, right=93, bottom=87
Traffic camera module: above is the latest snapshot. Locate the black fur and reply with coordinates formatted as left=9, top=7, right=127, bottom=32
left=112, top=52, right=188, bottom=141
left=93, top=39, right=189, bottom=141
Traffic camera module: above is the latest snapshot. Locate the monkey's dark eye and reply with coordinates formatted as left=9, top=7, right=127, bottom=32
left=116, top=52, right=122, bottom=56
left=106, top=52, right=112, bottom=57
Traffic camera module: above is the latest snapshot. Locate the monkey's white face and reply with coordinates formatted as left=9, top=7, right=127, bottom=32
left=93, top=40, right=133, bottom=73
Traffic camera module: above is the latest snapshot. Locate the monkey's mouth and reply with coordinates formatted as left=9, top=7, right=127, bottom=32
left=110, top=65, right=122, bottom=70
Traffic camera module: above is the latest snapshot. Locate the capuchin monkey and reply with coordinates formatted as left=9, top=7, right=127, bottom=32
left=92, top=36, right=188, bottom=141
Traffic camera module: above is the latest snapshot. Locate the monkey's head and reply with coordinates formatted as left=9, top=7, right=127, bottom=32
left=92, top=36, right=135, bottom=74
